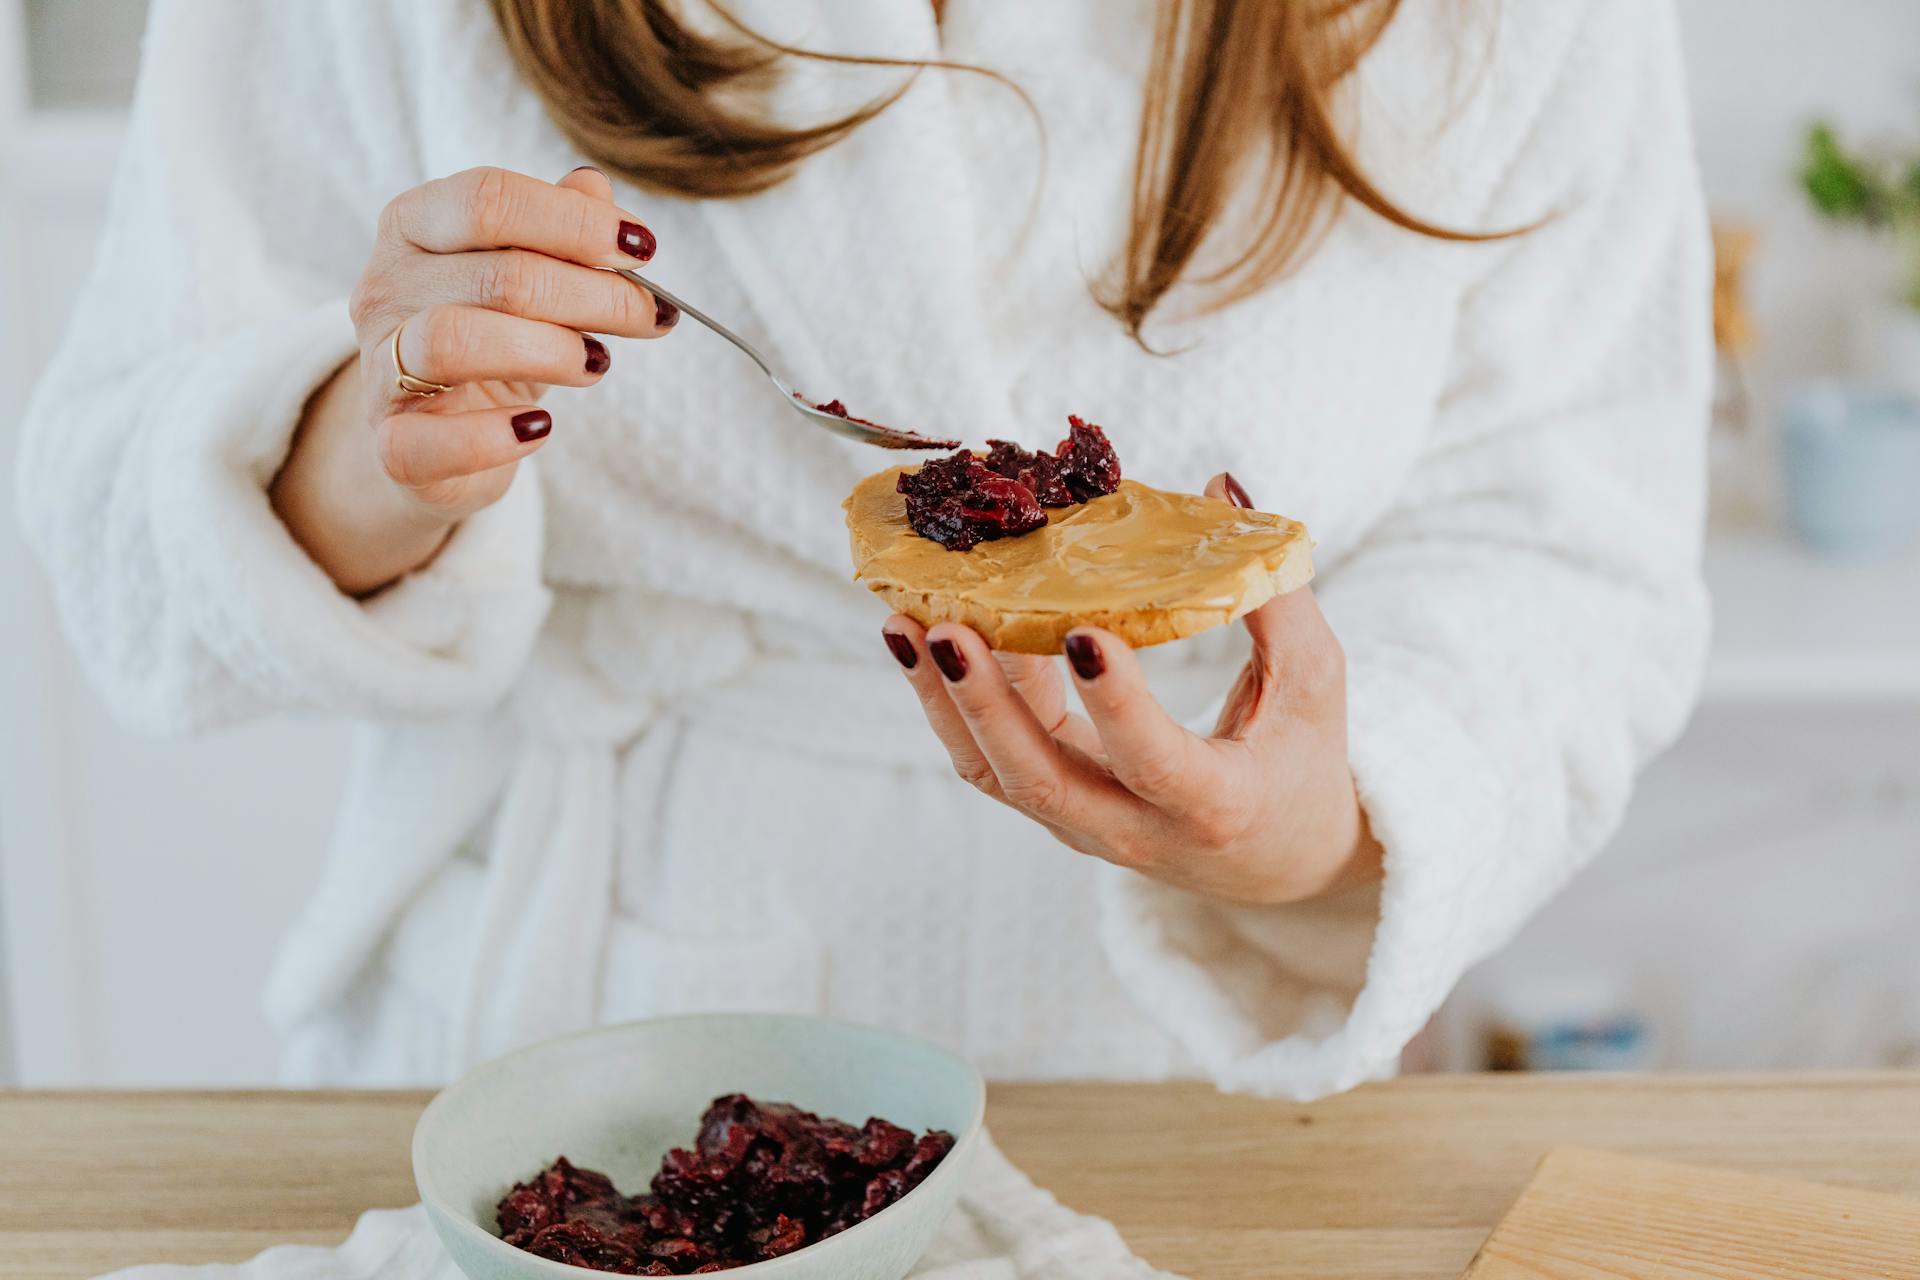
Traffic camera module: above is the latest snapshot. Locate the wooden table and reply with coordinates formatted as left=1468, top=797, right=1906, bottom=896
left=6, top=1075, right=1918, bottom=1280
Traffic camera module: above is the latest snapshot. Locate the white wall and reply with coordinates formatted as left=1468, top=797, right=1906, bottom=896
left=1441, top=706, right=1920, bottom=1072
left=1678, top=0, right=1920, bottom=397
left=1432, top=6, right=1920, bottom=1072
left=2, top=2, right=1918, bottom=1085
left=0, top=3, right=351, bottom=1086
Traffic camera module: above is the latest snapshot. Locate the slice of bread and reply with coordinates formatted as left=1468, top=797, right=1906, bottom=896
left=844, top=466, right=1313, bottom=654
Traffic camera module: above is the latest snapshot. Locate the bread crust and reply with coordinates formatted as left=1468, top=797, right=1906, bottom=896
left=844, top=468, right=1313, bottom=654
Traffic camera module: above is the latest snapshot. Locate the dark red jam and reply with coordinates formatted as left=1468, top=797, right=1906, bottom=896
left=496, top=1095, right=956, bottom=1274
left=898, top=415, right=1122, bottom=551
left=795, top=393, right=959, bottom=450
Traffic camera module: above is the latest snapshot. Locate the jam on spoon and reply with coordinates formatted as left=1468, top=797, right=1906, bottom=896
left=794, top=393, right=960, bottom=450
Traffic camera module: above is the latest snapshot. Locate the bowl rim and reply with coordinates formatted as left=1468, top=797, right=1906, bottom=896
left=411, top=1011, right=987, bottom=1279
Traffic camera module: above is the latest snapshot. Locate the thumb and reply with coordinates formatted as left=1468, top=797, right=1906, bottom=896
left=1243, top=580, right=1329, bottom=666
left=1202, top=470, right=1254, bottom=510
left=1201, top=470, right=1327, bottom=669
left=557, top=163, right=616, bottom=202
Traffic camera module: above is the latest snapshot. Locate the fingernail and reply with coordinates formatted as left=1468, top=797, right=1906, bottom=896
left=1223, top=472, right=1253, bottom=509
left=929, top=638, right=967, bottom=682
left=882, top=631, right=917, bottom=670
left=511, top=409, right=552, bottom=442
left=583, top=334, right=611, bottom=375
left=1064, top=634, right=1105, bottom=680
left=654, top=297, right=679, bottom=329
left=569, top=164, right=607, bottom=179
left=617, top=220, right=655, bottom=261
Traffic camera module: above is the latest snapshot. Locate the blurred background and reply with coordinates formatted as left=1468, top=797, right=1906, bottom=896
left=1, top=0, right=1916, bottom=1085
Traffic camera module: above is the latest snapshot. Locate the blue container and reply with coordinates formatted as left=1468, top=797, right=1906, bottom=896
left=1780, top=382, right=1920, bottom=560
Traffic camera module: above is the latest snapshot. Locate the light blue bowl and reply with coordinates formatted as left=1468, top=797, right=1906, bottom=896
left=413, top=1014, right=985, bottom=1280
left=1781, top=381, right=1920, bottom=560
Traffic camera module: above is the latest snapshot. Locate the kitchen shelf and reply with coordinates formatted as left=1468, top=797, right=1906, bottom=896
left=1, top=108, right=126, bottom=196
left=15, top=0, right=147, bottom=112
left=1701, top=527, right=1920, bottom=705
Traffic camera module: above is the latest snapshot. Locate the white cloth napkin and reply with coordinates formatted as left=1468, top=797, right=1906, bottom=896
left=97, top=1134, right=1183, bottom=1280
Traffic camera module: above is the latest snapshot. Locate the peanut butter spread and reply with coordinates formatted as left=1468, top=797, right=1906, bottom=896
left=844, top=468, right=1313, bottom=632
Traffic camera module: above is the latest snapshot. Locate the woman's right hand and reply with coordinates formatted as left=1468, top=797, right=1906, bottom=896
left=272, top=165, right=678, bottom=595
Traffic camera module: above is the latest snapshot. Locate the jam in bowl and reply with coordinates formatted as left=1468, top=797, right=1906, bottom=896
left=412, top=1013, right=985, bottom=1280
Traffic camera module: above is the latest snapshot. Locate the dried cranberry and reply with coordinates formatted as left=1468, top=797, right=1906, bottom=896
left=498, top=1096, right=955, bottom=1274
left=646, top=1238, right=716, bottom=1268
left=897, top=455, right=1047, bottom=551
left=746, top=1214, right=809, bottom=1259
left=898, top=416, right=1122, bottom=551
left=983, top=439, right=1075, bottom=507
left=498, top=1157, right=623, bottom=1245
left=1056, top=415, right=1122, bottom=502
left=902, top=1131, right=956, bottom=1185
left=860, top=1168, right=910, bottom=1218
left=828, top=1117, right=914, bottom=1169
left=523, top=1219, right=642, bottom=1272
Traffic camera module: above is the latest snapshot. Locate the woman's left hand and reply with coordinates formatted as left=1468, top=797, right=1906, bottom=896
left=882, top=473, right=1382, bottom=906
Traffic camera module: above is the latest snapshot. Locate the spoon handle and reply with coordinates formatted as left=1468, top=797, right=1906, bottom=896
left=616, top=269, right=780, bottom=387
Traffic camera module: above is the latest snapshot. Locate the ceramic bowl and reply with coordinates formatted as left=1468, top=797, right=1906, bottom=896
left=1781, top=380, right=1920, bottom=559
left=413, top=1013, right=985, bottom=1280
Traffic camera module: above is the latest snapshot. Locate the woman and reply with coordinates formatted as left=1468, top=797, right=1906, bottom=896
left=18, top=0, right=1709, bottom=1097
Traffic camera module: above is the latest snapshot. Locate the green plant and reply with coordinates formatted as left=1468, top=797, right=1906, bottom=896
left=1801, top=122, right=1920, bottom=310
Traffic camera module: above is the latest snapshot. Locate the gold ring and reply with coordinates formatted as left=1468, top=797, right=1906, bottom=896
left=392, top=321, right=452, bottom=396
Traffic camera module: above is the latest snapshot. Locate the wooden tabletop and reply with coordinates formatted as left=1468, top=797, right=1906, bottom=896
left=5, top=1074, right=1918, bottom=1280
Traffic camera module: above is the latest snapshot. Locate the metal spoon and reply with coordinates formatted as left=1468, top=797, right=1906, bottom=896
left=617, top=269, right=959, bottom=450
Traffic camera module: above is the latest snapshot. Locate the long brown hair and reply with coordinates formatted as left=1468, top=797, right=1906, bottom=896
left=491, top=0, right=1495, bottom=340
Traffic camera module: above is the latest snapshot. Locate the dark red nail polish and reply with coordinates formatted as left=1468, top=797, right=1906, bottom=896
left=929, top=638, right=967, bottom=682
left=617, top=220, right=655, bottom=261
left=583, top=334, right=611, bottom=374
left=654, top=297, right=679, bottom=329
left=511, top=409, right=552, bottom=442
left=883, top=631, right=917, bottom=670
left=1065, top=634, right=1105, bottom=680
left=1223, top=472, right=1253, bottom=509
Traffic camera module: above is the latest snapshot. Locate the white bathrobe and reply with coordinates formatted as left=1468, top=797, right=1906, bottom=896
left=16, top=0, right=1710, bottom=1098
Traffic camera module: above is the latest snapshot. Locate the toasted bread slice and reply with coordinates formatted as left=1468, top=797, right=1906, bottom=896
left=844, top=466, right=1313, bottom=654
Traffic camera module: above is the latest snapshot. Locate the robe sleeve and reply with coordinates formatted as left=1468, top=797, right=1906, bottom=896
left=14, top=0, right=549, bottom=732
left=1099, top=0, right=1712, bottom=1098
